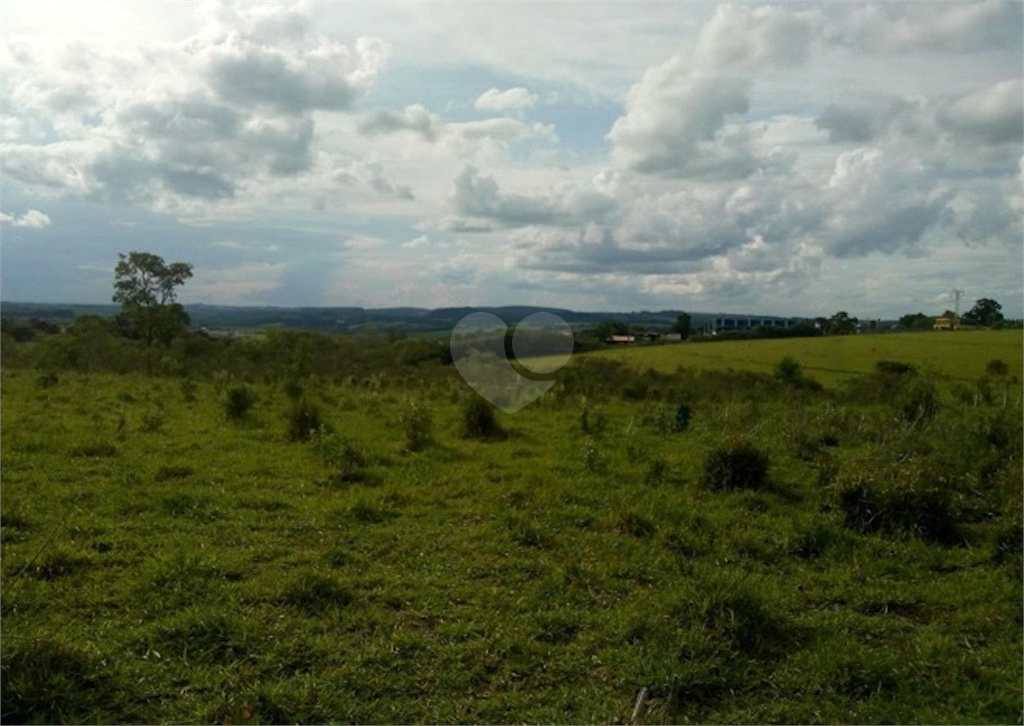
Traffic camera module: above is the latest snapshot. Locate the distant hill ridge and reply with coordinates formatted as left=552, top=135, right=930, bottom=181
left=0, top=301, right=803, bottom=333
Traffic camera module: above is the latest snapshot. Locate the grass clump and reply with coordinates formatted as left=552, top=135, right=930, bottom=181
left=0, top=638, right=117, bottom=724
left=399, top=397, right=433, bottom=451
left=702, top=437, right=770, bottom=491
left=462, top=398, right=506, bottom=440
left=281, top=572, right=353, bottom=614
left=70, top=441, right=118, bottom=458
left=836, top=461, right=961, bottom=545
left=154, top=465, right=194, bottom=482
left=287, top=400, right=326, bottom=442
left=224, top=385, right=256, bottom=420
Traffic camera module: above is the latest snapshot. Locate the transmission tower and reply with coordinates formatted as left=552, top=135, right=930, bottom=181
left=952, top=289, right=964, bottom=318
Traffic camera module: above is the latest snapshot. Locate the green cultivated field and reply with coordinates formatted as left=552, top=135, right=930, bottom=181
left=1, top=331, right=1022, bottom=724
left=585, top=330, right=1024, bottom=387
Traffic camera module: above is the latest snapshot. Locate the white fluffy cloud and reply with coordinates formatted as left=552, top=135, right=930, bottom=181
left=0, top=209, right=51, bottom=227
left=474, top=87, right=538, bottom=112
left=1, top=1, right=1021, bottom=316
left=1, top=2, right=391, bottom=210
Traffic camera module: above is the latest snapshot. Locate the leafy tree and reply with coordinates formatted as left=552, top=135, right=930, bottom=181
left=112, top=252, right=193, bottom=345
left=899, top=313, right=933, bottom=330
left=671, top=312, right=691, bottom=339
left=962, top=298, right=1004, bottom=327
left=827, top=311, right=859, bottom=335
left=595, top=320, right=629, bottom=340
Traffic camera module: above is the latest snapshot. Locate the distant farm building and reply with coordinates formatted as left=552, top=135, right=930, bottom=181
left=701, top=315, right=804, bottom=335
left=933, top=317, right=958, bottom=330
left=605, top=334, right=636, bottom=344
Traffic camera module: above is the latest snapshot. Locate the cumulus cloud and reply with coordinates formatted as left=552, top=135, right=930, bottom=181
left=0, top=209, right=51, bottom=227
left=694, top=3, right=821, bottom=74
left=451, top=166, right=614, bottom=229
left=938, top=78, right=1024, bottom=145
left=837, top=1, right=1023, bottom=53
left=473, top=87, right=538, bottom=112
left=0, top=2, right=390, bottom=210
left=608, top=4, right=822, bottom=179
left=357, top=104, right=556, bottom=146
left=357, top=103, right=442, bottom=141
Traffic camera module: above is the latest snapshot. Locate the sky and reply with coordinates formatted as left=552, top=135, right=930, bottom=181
left=1, top=0, right=1022, bottom=318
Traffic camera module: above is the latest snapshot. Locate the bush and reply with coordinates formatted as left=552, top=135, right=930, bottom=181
left=287, top=400, right=325, bottom=442
left=774, top=355, right=803, bottom=385
left=986, top=358, right=1009, bottom=377
left=400, top=397, right=433, bottom=451
left=224, top=385, right=256, bottom=420
left=462, top=398, right=505, bottom=440
left=702, top=438, right=770, bottom=491
left=674, top=403, right=692, bottom=432
left=876, top=360, right=916, bottom=375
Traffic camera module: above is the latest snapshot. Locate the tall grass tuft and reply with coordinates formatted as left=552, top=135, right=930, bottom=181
left=702, top=438, right=770, bottom=491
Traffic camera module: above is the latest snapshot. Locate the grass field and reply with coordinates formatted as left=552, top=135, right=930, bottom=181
left=582, top=330, right=1024, bottom=388
left=1, top=335, right=1022, bottom=724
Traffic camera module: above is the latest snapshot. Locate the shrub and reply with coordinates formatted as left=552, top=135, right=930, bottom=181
left=462, top=398, right=505, bottom=440
left=674, top=403, right=692, bottom=432
left=986, top=358, right=1009, bottom=377
left=400, top=397, right=433, bottom=451
left=702, top=438, right=770, bottom=491
left=287, top=400, right=325, bottom=442
left=774, top=355, right=803, bottom=385
left=876, top=360, right=916, bottom=376
left=224, top=385, right=256, bottom=420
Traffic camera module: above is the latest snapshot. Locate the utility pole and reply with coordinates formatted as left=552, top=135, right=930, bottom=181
left=952, top=289, right=964, bottom=319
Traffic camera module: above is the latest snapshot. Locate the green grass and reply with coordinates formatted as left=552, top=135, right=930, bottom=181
left=1, top=359, right=1021, bottom=724
left=578, top=330, right=1024, bottom=387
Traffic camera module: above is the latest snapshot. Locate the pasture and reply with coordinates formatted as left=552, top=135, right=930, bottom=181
left=584, top=330, right=1024, bottom=388
left=1, top=332, right=1022, bottom=724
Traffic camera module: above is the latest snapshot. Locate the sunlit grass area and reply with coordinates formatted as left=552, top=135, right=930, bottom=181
left=2, top=343, right=1021, bottom=723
